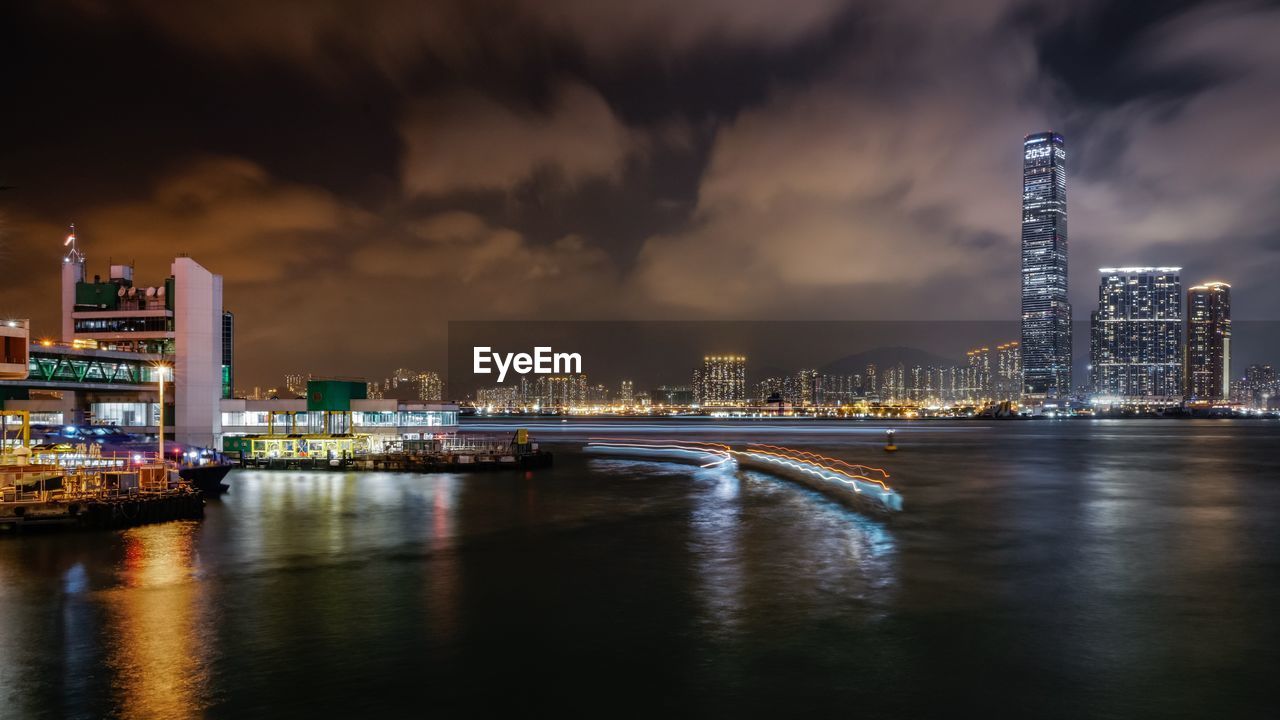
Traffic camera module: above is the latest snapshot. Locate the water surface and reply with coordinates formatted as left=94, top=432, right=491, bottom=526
left=1, top=420, right=1278, bottom=718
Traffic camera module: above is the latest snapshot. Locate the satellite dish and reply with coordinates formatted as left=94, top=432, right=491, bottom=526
left=118, top=287, right=126, bottom=297
left=157, top=286, right=165, bottom=297
left=146, top=287, right=156, bottom=297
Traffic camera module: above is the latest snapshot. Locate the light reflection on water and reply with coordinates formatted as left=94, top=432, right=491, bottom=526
left=587, top=457, right=898, bottom=640
left=0, top=420, right=1277, bottom=717
left=102, top=522, right=209, bottom=720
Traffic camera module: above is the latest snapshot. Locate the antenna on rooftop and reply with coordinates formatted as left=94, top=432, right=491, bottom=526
left=63, top=223, right=84, bottom=263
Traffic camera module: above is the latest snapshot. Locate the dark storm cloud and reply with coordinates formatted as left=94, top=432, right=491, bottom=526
left=1, top=0, right=1277, bottom=386
left=400, top=82, right=637, bottom=195
left=93, top=0, right=852, bottom=73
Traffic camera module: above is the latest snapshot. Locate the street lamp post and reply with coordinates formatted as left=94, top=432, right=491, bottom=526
left=156, top=364, right=169, bottom=463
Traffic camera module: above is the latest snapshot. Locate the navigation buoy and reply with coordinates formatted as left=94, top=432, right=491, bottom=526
left=884, top=429, right=898, bottom=453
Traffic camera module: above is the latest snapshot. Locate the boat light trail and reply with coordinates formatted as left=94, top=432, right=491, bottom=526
left=586, top=438, right=733, bottom=468
left=584, top=438, right=902, bottom=513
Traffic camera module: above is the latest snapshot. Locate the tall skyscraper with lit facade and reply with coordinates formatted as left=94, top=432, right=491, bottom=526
left=1020, top=131, right=1071, bottom=400
left=1184, top=282, right=1231, bottom=402
left=1090, top=268, right=1183, bottom=404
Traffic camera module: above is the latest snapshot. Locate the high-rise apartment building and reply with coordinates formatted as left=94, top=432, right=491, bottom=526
left=697, top=356, right=746, bottom=407
left=415, top=371, right=443, bottom=402
left=1185, top=282, right=1231, bottom=402
left=1090, top=268, right=1183, bottom=404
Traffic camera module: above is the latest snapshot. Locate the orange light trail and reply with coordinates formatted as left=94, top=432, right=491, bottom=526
left=587, top=437, right=734, bottom=468
left=749, top=443, right=889, bottom=478
left=740, top=447, right=893, bottom=492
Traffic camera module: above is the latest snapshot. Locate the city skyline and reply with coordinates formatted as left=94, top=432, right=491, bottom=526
left=3, top=1, right=1279, bottom=388
left=4, top=5, right=1280, bottom=717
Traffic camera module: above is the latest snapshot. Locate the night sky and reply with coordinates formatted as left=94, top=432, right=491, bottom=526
left=2, top=0, right=1278, bottom=387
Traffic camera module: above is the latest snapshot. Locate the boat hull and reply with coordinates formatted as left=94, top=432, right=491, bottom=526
left=179, top=463, right=234, bottom=495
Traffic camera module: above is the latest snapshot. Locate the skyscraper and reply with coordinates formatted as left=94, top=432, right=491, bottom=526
left=1090, top=268, right=1184, bottom=404
left=1185, top=282, right=1231, bottom=402
left=1020, top=131, right=1071, bottom=400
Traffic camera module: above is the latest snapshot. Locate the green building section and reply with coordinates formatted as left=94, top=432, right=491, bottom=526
left=74, top=281, right=121, bottom=310
left=306, top=380, right=367, bottom=411
left=25, top=351, right=160, bottom=386
left=74, top=275, right=176, bottom=311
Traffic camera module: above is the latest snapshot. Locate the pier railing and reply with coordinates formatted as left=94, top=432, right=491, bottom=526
left=1, top=454, right=188, bottom=504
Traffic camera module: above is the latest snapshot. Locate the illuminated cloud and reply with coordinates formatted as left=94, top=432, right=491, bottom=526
left=631, top=2, right=1047, bottom=317
left=7, top=0, right=1280, bottom=384
left=633, top=0, right=1280, bottom=317
left=1071, top=2, right=1280, bottom=285
left=2, top=159, right=622, bottom=378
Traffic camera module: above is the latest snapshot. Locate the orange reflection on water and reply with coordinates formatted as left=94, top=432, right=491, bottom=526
left=427, top=477, right=460, bottom=643
left=104, top=521, right=210, bottom=719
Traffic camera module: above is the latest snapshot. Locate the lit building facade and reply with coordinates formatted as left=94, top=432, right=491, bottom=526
left=533, top=374, right=589, bottom=409
left=796, top=369, right=818, bottom=407
left=1090, top=268, right=1183, bottom=404
left=995, top=341, right=1021, bottom=401
left=1184, top=282, right=1231, bottom=402
left=221, top=389, right=459, bottom=453
left=964, top=347, right=992, bottom=401
left=816, top=374, right=862, bottom=406
left=476, top=385, right=522, bottom=409
left=285, top=373, right=310, bottom=397
left=1233, top=365, right=1277, bottom=409
left=415, top=371, right=443, bottom=402
left=697, top=356, right=746, bottom=407
left=1020, top=131, right=1072, bottom=399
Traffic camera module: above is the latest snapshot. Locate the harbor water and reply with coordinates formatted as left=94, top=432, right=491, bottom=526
left=1, top=419, right=1279, bottom=718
